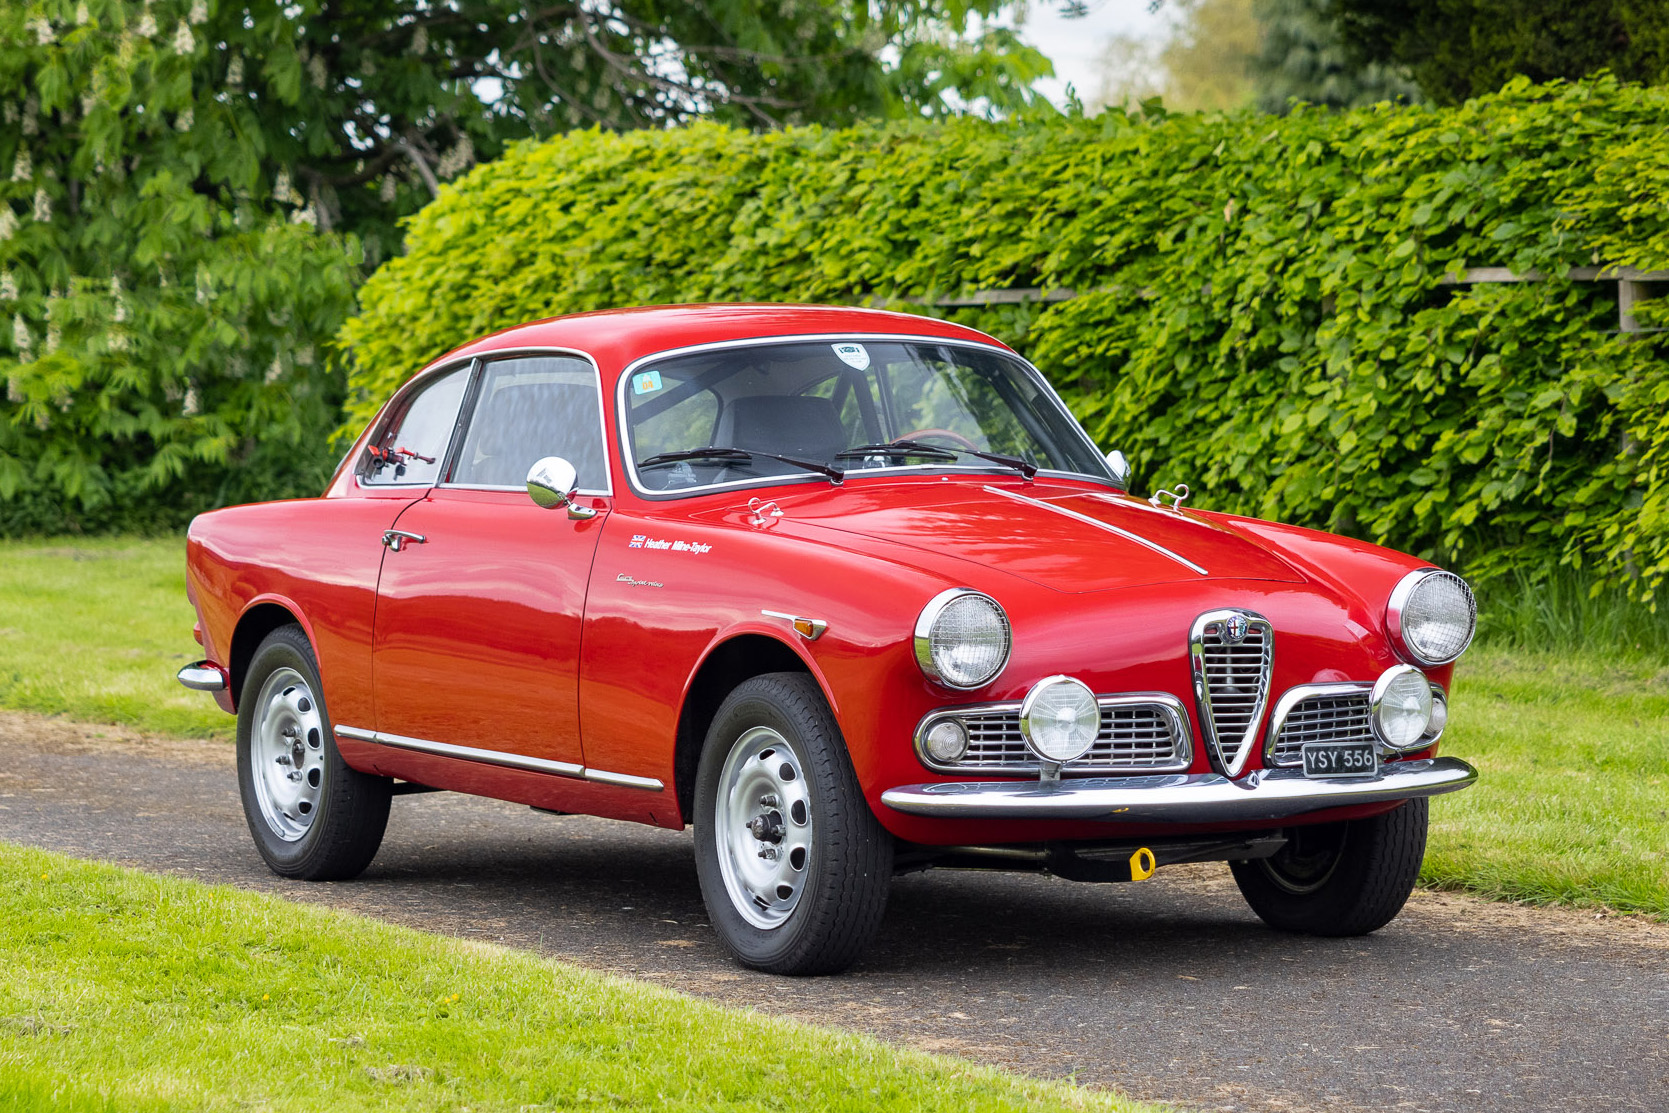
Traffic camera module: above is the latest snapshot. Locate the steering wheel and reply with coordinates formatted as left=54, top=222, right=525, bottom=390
left=896, top=427, right=981, bottom=452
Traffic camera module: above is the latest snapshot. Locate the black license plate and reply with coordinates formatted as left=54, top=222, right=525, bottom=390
left=1301, top=741, right=1378, bottom=779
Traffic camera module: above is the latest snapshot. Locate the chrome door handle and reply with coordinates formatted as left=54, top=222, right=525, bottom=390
left=382, top=529, right=426, bottom=552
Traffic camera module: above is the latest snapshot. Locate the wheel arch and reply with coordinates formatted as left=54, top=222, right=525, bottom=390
left=229, top=597, right=315, bottom=709
left=673, top=633, right=821, bottom=819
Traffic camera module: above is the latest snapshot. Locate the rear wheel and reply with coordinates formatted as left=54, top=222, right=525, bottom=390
left=693, top=672, right=892, bottom=975
left=1230, top=798, right=1428, bottom=936
left=236, top=624, right=391, bottom=880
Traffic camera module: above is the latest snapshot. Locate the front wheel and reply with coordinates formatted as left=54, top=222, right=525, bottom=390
left=1230, top=797, right=1428, bottom=936
left=693, top=673, right=893, bottom=975
left=236, top=624, right=391, bottom=881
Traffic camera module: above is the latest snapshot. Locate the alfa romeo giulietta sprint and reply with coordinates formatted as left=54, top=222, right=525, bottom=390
left=179, top=304, right=1478, bottom=974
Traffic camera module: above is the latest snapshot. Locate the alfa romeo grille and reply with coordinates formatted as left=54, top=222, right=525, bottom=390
left=1191, top=611, right=1273, bottom=777
left=1268, top=690, right=1374, bottom=766
left=928, top=701, right=1189, bottom=773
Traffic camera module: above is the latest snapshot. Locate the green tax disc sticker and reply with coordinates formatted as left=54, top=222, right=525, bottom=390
left=633, top=370, right=663, bottom=395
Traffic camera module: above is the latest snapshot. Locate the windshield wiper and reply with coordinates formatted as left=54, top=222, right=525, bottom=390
left=835, top=440, right=1037, bottom=479
left=833, top=440, right=960, bottom=462
left=637, top=446, right=844, bottom=484
left=959, top=448, right=1037, bottom=479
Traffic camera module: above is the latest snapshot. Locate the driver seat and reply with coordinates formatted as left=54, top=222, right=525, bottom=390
left=716, top=395, right=847, bottom=462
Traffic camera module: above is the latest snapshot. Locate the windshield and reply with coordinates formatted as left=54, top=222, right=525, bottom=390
left=623, top=339, right=1112, bottom=494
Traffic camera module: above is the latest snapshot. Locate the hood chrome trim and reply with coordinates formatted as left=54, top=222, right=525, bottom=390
left=982, top=486, right=1208, bottom=575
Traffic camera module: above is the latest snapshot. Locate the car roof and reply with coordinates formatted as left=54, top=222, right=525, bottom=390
left=431, top=303, right=1014, bottom=378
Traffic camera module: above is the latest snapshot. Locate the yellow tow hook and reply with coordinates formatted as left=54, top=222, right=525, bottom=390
left=1129, top=847, right=1157, bottom=881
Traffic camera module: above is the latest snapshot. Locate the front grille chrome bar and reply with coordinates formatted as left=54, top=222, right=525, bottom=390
left=914, top=693, right=1193, bottom=775
left=1190, top=609, right=1273, bottom=778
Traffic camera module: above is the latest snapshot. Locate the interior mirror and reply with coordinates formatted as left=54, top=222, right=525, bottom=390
left=1105, top=449, right=1131, bottom=488
left=526, top=456, right=596, bottom=520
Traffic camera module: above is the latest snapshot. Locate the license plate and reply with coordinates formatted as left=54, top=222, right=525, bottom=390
left=1301, top=741, right=1378, bottom=779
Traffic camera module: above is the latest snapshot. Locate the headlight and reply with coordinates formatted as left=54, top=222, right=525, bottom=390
left=914, top=589, right=1011, bottom=689
left=1019, top=675, right=1100, bottom=763
left=1371, top=665, right=1433, bottom=750
left=1387, top=569, right=1476, bottom=666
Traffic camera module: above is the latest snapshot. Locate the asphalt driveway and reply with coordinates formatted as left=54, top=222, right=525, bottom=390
left=2, top=711, right=1665, bottom=1113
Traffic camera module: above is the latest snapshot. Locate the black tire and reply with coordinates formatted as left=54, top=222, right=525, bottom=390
left=236, top=624, right=391, bottom=881
left=693, top=672, right=893, bottom=975
left=1230, top=797, right=1428, bottom=936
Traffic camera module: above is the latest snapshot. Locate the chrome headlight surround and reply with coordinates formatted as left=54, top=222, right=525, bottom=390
left=1387, top=569, right=1477, bottom=667
left=913, top=588, right=1012, bottom=690
left=1370, top=664, right=1434, bottom=752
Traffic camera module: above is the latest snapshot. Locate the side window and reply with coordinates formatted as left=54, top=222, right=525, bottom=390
left=362, top=365, right=470, bottom=486
left=452, top=356, right=607, bottom=491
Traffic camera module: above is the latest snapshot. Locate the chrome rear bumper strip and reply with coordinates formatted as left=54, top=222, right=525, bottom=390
left=880, top=756, right=1476, bottom=823
left=334, top=725, right=665, bottom=792
left=176, top=660, right=228, bottom=692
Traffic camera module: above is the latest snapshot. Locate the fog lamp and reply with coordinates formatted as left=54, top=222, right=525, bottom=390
left=1019, top=675, right=1100, bottom=764
left=923, top=719, right=969, bottom=764
left=1372, top=665, right=1433, bottom=751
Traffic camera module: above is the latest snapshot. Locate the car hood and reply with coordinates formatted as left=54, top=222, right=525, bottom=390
left=778, top=481, right=1306, bottom=593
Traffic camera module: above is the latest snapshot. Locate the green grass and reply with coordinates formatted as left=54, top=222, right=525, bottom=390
left=0, top=536, right=1664, bottom=918
left=1474, top=566, right=1669, bottom=660
left=0, top=842, right=1152, bottom=1113
left=1425, top=647, right=1669, bottom=917
left=0, top=537, right=226, bottom=739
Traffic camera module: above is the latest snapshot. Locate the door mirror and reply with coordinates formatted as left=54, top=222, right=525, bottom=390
left=1105, top=449, right=1131, bottom=488
left=526, top=456, right=597, bottom=520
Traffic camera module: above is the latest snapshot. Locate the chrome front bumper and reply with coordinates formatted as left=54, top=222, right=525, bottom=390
left=880, top=756, right=1477, bottom=823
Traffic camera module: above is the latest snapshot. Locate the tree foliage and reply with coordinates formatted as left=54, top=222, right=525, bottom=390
left=0, top=0, right=1057, bottom=534
left=1251, top=0, right=1419, bottom=112
left=340, top=77, right=1669, bottom=598
left=0, top=0, right=361, bottom=533
left=1333, top=0, right=1669, bottom=104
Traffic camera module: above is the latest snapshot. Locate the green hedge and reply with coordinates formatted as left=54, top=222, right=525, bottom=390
left=340, top=77, right=1669, bottom=597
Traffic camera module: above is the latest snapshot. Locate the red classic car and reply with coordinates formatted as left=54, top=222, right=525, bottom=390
left=179, top=304, right=1478, bottom=974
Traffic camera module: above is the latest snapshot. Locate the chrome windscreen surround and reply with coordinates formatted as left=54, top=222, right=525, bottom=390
left=1265, top=679, right=1449, bottom=767
left=1386, top=568, right=1477, bottom=666
left=913, top=693, right=1193, bottom=776
left=1190, top=609, right=1274, bottom=778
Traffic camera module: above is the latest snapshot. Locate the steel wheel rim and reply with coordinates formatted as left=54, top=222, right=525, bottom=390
left=1258, top=824, right=1347, bottom=895
left=714, top=726, right=814, bottom=930
left=251, top=667, right=327, bottom=842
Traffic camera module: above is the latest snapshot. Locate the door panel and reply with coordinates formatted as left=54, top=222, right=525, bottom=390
left=371, top=488, right=606, bottom=765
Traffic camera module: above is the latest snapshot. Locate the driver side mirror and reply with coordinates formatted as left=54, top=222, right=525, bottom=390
left=1105, top=449, right=1131, bottom=488
left=526, top=456, right=597, bottom=520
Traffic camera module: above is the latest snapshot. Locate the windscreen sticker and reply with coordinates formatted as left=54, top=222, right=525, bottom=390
left=632, top=370, right=664, bottom=395
left=832, top=342, right=870, bottom=370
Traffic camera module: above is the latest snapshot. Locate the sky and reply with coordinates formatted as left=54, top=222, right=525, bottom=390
left=1002, top=0, right=1169, bottom=107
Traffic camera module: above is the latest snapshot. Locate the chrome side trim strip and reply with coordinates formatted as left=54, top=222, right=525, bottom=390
left=582, top=767, right=667, bottom=791
left=333, top=725, right=665, bottom=792
left=879, top=756, right=1478, bottom=822
left=982, top=486, right=1209, bottom=575
left=177, top=661, right=228, bottom=692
